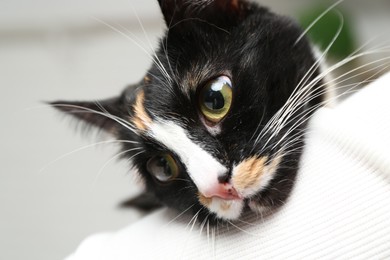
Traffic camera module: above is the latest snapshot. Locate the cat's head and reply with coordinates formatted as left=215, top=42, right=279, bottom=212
left=53, top=0, right=325, bottom=223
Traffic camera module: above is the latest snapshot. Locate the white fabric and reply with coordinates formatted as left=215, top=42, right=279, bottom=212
left=66, top=73, right=390, bottom=260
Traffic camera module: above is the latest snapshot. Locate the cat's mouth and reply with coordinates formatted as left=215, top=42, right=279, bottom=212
left=198, top=191, right=245, bottom=220
left=198, top=184, right=246, bottom=220
left=201, top=183, right=243, bottom=201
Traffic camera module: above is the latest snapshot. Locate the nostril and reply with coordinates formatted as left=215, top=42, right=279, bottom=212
left=217, top=174, right=230, bottom=184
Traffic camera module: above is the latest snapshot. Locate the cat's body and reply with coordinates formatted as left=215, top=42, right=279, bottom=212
left=53, top=0, right=330, bottom=224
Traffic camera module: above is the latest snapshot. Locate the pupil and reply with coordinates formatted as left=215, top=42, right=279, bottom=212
left=158, top=157, right=171, bottom=177
left=204, top=88, right=224, bottom=110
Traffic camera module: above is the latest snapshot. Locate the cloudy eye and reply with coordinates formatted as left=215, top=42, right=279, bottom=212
left=198, top=76, right=233, bottom=123
left=146, top=154, right=179, bottom=183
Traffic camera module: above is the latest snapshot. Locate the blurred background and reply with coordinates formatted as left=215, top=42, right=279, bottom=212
left=1, top=0, right=389, bottom=259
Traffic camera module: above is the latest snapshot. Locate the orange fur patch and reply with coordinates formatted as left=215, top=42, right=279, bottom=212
left=232, top=156, right=268, bottom=191
left=198, top=193, right=212, bottom=207
left=144, top=76, right=151, bottom=84
left=198, top=193, right=232, bottom=212
left=132, top=90, right=151, bottom=131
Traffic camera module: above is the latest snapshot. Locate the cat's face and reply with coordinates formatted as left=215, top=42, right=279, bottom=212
left=53, top=0, right=325, bottom=223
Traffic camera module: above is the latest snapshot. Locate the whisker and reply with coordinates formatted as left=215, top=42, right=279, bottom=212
left=163, top=203, right=195, bottom=228
left=124, top=150, right=146, bottom=165
left=191, top=212, right=200, bottom=233
left=321, top=57, right=390, bottom=90
left=211, top=224, right=216, bottom=257
left=128, top=9, right=174, bottom=86
left=91, top=16, right=174, bottom=91
left=161, top=23, right=182, bottom=94
left=93, top=148, right=144, bottom=185
left=248, top=106, right=266, bottom=144
left=184, top=209, right=201, bottom=237
left=295, top=0, right=345, bottom=44
left=172, top=178, right=193, bottom=183
left=199, top=214, right=209, bottom=236
left=281, top=11, right=345, bottom=118
left=227, top=220, right=259, bottom=237
left=176, top=185, right=196, bottom=195
left=39, top=139, right=140, bottom=174
left=236, top=217, right=257, bottom=227
left=169, top=17, right=230, bottom=35
left=207, top=220, right=210, bottom=246
left=178, top=208, right=201, bottom=259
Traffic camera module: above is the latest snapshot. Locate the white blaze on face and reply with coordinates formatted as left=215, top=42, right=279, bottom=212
left=148, top=119, right=227, bottom=194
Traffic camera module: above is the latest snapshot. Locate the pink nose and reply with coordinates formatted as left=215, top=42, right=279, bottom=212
left=203, top=183, right=242, bottom=200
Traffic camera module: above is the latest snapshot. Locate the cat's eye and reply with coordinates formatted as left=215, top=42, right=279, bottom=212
left=199, top=76, right=233, bottom=123
left=146, top=154, right=179, bottom=183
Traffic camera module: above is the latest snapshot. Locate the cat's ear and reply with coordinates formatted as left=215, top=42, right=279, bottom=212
left=50, top=97, right=123, bottom=133
left=50, top=83, right=141, bottom=134
left=157, top=0, right=253, bottom=28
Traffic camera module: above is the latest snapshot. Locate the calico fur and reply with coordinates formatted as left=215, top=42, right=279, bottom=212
left=52, top=0, right=327, bottom=224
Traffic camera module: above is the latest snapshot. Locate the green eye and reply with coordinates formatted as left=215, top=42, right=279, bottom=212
left=199, top=76, right=233, bottom=123
left=146, top=154, right=179, bottom=183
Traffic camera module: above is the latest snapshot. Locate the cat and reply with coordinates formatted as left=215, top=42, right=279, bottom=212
left=51, top=0, right=331, bottom=224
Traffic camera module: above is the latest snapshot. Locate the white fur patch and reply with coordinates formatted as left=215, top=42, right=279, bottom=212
left=148, top=119, right=227, bottom=194
left=208, top=198, right=244, bottom=220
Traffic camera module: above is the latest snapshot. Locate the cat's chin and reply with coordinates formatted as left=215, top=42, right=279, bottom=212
left=205, top=197, right=245, bottom=220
